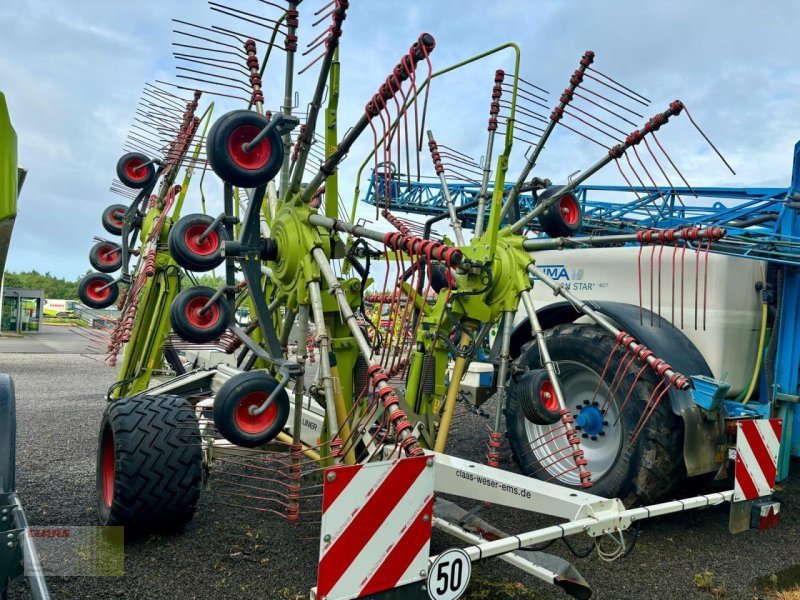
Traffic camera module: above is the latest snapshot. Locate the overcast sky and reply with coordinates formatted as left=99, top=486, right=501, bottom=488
left=1, top=0, right=799, bottom=279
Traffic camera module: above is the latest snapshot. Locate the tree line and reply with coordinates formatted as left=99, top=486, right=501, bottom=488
left=2, top=270, right=223, bottom=300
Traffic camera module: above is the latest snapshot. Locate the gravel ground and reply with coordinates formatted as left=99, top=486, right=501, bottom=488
left=3, top=350, right=799, bottom=600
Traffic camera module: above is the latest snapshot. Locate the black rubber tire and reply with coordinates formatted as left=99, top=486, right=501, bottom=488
left=213, top=371, right=290, bottom=448
left=102, top=204, right=128, bottom=236
left=96, top=394, right=202, bottom=531
left=89, top=241, right=122, bottom=273
left=536, top=186, right=582, bottom=238
left=168, top=213, right=229, bottom=272
left=116, top=151, right=156, bottom=189
left=207, top=109, right=284, bottom=188
left=515, top=368, right=561, bottom=425
left=506, top=323, right=683, bottom=503
left=78, top=273, right=119, bottom=309
left=170, top=286, right=231, bottom=343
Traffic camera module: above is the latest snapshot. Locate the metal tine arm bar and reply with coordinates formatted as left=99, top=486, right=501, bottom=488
left=509, top=100, right=686, bottom=233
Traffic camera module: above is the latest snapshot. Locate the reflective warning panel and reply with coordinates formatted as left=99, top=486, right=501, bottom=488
left=316, top=455, right=434, bottom=600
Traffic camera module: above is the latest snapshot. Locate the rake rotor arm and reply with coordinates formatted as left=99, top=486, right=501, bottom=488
left=500, top=51, right=595, bottom=223
left=310, top=247, right=424, bottom=457
left=527, top=263, right=690, bottom=390
left=288, top=3, right=349, bottom=198
left=300, top=112, right=371, bottom=204
left=522, top=226, right=727, bottom=251
left=509, top=101, right=685, bottom=234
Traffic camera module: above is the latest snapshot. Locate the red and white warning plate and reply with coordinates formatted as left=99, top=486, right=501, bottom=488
left=316, top=454, right=434, bottom=600
left=734, top=418, right=781, bottom=502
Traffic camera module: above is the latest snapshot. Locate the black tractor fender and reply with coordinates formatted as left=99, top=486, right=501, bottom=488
left=505, top=300, right=712, bottom=416
left=499, top=301, right=723, bottom=476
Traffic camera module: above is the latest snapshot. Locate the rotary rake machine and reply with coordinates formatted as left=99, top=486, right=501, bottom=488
left=84, top=2, right=781, bottom=599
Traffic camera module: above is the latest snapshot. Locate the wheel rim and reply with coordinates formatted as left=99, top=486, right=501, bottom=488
left=524, top=361, right=623, bottom=485
left=234, top=391, right=277, bottom=434
left=184, top=224, right=220, bottom=257
left=86, top=279, right=111, bottom=302
left=98, top=246, right=120, bottom=265
left=124, top=158, right=148, bottom=182
left=559, top=194, right=580, bottom=225
left=102, top=430, right=115, bottom=508
left=227, top=125, right=270, bottom=170
left=539, top=380, right=558, bottom=412
left=185, top=296, right=220, bottom=329
left=110, top=209, right=125, bottom=227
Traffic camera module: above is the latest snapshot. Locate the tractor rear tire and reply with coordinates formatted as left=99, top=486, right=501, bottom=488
left=506, top=323, right=683, bottom=504
left=102, top=204, right=128, bottom=236
left=89, top=241, right=122, bottom=273
left=206, top=110, right=283, bottom=188
left=168, top=213, right=229, bottom=272
left=116, top=152, right=156, bottom=189
left=96, top=394, right=202, bottom=531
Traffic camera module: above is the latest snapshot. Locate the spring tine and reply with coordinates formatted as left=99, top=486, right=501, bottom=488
left=500, top=100, right=548, bottom=123
left=175, top=73, right=252, bottom=94
left=703, top=240, right=710, bottom=331
left=586, top=66, right=650, bottom=104
left=643, top=137, right=684, bottom=207
left=501, top=82, right=548, bottom=106
left=681, top=238, right=687, bottom=329
left=172, top=20, right=245, bottom=54
left=563, top=108, right=622, bottom=143
left=208, top=2, right=288, bottom=30
left=172, top=41, right=242, bottom=60
left=174, top=53, right=251, bottom=76
left=517, top=75, right=549, bottom=95
left=651, top=132, right=697, bottom=197
left=682, top=104, right=736, bottom=175
left=583, top=71, right=649, bottom=106
left=259, top=0, right=291, bottom=10
left=554, top=121, right=607, bottom=149
left=649, top=243, right=655, bottom=326
left=631, top=145, right=670, bottom=219
left=695, top=236, right=700, bottom=330
left=176, top=65, right=248, bottom=87
left=156, top=79, right=250, bottom=102
left=672, top=241, right=678, bottom=328
left=576, top=87, right=644, bottom=119
left=657, top=242, right=664, bottom=327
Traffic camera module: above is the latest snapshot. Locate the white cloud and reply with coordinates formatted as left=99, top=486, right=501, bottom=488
left=1, top=0, right=799, bottom=278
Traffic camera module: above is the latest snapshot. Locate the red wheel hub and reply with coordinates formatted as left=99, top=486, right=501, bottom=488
left=234, top=391, right=277, bottom=435
left=98, top=246, right=120, bottom=265
left=539, top=380, right=558, bottom=412
left=110, top=209, right=125, bottom=227
left=102, top=430, right=115, bottom=508
left=559, top=194, right=580, bottom=225
left=227, top=125, right=271, bottom=170
left=184, top=224, right=220, bottom=257
left=185, top=296, right=220, bottom=329
left=124, top=158, right=148, bottom=181
left=86, top=279, right=111, bottom=302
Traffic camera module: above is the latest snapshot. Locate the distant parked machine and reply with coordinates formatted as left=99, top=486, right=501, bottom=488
left=42, top=299, right=78, bottom=319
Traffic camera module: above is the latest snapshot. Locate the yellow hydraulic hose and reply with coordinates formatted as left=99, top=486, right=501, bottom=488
left=742, top=302, right=768, bottom=405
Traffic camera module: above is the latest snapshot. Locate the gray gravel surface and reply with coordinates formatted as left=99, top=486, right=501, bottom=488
left=3, top=351, right=798, bottom=600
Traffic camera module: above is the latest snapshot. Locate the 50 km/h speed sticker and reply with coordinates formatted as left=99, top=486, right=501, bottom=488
left=427, top=548, right=471, bottom=600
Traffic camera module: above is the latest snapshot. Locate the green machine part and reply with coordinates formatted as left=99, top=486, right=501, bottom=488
left=0, top=92, right=19, bottom=276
